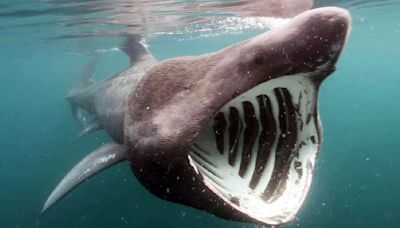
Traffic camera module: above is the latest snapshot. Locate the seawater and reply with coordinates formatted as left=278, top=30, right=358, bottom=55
left=1, top=0, right=400, bottom=227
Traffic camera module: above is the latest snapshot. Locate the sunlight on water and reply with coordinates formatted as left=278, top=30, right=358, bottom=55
left=1, top=0, right=399, bottom=43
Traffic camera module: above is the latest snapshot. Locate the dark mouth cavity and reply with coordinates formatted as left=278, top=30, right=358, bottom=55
left=209, top=87, right=299, bottom=201
left=188, top=73, right=321, bottom=224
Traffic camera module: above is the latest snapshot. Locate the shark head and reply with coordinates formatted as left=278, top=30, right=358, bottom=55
left=124, top=7, right=351, bottom=225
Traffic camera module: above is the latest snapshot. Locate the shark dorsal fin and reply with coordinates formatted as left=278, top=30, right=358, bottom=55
left=120, top=34, right=151, bottom=66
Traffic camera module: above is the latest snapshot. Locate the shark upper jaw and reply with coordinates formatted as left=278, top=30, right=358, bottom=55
left=126, top=7, right=351, bottom=152
left=125, top=7, right=351, bottom=226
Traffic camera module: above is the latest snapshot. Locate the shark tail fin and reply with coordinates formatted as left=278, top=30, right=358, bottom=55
left=67, top=50, right=99, bottom=129
left=77, top=53, right=99, bottom=88
left=41, top=144, right=127, bottom=213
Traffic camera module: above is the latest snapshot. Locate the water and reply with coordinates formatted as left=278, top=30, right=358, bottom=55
left=1, top=0, right=400, bottom=227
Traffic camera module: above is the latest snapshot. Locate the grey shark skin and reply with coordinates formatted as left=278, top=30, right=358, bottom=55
left=66, top=43, right=157, bottom=143
left=43, top=7, right=351, bottom=226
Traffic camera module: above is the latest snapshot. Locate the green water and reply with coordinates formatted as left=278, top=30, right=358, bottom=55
left=1, top=1, right=400, bottom=227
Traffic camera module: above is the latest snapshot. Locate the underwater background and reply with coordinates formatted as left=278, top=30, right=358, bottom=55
left=1, top=0, right=399, bottom=227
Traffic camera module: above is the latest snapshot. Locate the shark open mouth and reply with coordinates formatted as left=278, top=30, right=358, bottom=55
left=188, top=73, right=321, bottom=224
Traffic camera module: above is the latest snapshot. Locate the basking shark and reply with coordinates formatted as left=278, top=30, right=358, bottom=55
left=42, top=7, right=351, bottom=226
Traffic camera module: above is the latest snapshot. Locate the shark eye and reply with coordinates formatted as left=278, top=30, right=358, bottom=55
left=254, top=53, right=264, bottom=65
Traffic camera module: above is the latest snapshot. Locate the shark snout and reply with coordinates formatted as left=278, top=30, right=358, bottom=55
left=279, top=7, right=352, bottom=75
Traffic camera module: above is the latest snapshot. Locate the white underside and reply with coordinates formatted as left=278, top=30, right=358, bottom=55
left=188, top=74, right=320, bottom=225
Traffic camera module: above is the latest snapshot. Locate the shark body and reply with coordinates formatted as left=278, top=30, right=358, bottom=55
left=43, top=7, right=351, bottom=226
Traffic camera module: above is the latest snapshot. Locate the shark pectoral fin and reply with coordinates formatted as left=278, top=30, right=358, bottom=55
left=42, top=143, right=128, bottom=213
left=77, top=118, right=102, bottom=138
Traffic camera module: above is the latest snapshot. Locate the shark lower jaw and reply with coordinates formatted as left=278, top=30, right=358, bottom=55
left=188, top=73, right=322, bottom=225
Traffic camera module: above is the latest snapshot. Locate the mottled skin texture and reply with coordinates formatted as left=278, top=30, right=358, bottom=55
left=67, top=54, right=157, bottom=143
left=62, top=7, right=350, bottom=225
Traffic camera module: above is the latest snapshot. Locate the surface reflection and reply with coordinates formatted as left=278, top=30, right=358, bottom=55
left=0, top=0, right=314, bottom=39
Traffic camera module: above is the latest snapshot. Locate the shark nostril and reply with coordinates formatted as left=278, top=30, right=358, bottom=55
left=254, top=53, right=264, bottom=65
